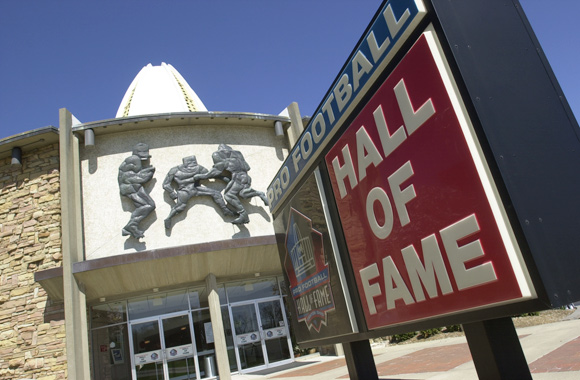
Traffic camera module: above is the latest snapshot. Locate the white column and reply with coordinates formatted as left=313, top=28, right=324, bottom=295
left=60, top=108, right=91, bottom=379
left=287, top=102, right=304, bottom=147
left=205, top=273, right=231, bottom=380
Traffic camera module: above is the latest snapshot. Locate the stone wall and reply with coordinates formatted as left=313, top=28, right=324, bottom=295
left=0, top=143, right=66, bottom=380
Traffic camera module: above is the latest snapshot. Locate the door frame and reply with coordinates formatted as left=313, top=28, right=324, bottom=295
left=128, top=310, right=200, bottom=380
left=228, top=296, right=294, bottom=373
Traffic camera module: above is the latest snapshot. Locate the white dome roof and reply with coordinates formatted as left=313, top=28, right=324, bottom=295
left=116, top=62, right=207, bottom=118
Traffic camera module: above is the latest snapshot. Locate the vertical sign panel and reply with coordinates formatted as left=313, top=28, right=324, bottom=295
left=274, top=171, right=354, bottom=343
left=325, top=30, right=535, bottom=330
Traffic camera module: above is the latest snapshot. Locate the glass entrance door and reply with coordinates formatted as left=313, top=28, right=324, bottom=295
left=131, top=318, right=164, bottom=380
left=231, top=303, right=265, bottom=371
left=257, top=300, right=291, bottom=364
left=231, top=298, right=292, bottom=372
left=130, top=313, right=198, bottom=380
left=162, top=315, right=196, bottom=380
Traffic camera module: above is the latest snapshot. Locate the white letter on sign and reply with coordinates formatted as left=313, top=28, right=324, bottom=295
left=384, top=4, right=411, bottom=38
left=312, top=113, right=326, bottom=144
left=383, top=256, right=415, bottom=310
left=301, top=132, right=313, bottom=161
left=402, top=234, right=454, bottom=302
left=322, top=94, right=336, bottom=124
left=374, top=105, right=406, bottom=159
left=356, top=126, right=383, bottom=181
left=334, top=74, right=352, bottom=112
left=360, top=263, right=381, bottom=314
left=292, top=148, right=302, bottom=173
left=366, top=187, right=394, bottom=239
left=394, top=79, right=435, bottom=135
left=332, top=145, right=358, bottom=198
left=367, top=31, right=391, bottom=64
left=388, top=161, right=416, bottom=226
left=352, top=51, right=373, bottom=91
left=440, top=214, right=497, bottom=290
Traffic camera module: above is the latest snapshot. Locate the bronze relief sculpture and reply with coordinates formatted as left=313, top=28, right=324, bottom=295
left=118, top=143, right=156, bottom=239
left=119, top=143, right=269, bottom=237
left=194, top=144, right=269, bottom=224
left=163, top=155, right=234, bottom=229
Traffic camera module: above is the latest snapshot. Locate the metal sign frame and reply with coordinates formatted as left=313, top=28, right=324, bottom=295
left=271, top=0, right=580, bottom=347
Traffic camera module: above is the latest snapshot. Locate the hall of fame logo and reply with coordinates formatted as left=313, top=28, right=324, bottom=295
left=285, top=208, right=335, bottom=332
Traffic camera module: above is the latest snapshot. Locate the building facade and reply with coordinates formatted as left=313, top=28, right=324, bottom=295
left=0, top=128, right=66, bottom=379
left=1, top=63, right=304, bottom=380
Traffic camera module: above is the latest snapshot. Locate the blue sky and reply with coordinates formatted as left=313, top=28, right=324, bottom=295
left=0, top=1, right=578, bottom=140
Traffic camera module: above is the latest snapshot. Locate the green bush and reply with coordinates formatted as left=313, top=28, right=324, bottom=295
left=445, top=324, right=463, bottom=332
left=514, top=311, right=540, bottom=317
left=390, top=331, right=416, bottom=343
left=293, top=344, right=313, bottom=356
left=419, top=327, right=442, bottom=338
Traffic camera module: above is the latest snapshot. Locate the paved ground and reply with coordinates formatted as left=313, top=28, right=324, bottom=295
left=233, top=309, right=580, bottom=380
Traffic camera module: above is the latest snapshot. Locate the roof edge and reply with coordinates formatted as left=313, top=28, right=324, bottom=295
left=0, top=126, right=60, bottom=160
left=73, top=112, right=291, bottom=136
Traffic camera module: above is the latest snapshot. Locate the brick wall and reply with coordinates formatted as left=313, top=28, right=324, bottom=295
left=0, top=143, right=66, bottom=380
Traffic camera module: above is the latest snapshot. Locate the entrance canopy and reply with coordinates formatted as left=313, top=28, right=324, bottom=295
left=35, top=235, right=281, bottom=302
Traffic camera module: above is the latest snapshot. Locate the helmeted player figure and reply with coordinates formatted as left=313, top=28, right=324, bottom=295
left=194, top=144, right=268, bottom=224
left=118, top=143, right=156, bottom=239
left=163, top=155, right=234, bottom=229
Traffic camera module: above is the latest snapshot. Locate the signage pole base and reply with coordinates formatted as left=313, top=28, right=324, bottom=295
left=343, top=340, right=378, bottom=380
left=462, top=317, right=532, bottom=380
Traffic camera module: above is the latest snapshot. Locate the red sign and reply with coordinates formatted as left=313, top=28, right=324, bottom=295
left=284, top=208, right=335, bottom=333
left=325, top=32, right=534, bottom=330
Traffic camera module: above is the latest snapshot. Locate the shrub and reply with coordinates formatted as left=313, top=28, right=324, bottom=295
left=419, top=327, right=442, bottom=338
left=514, top=311, right=540, bottom=317
left=390, top=331, right=416, bottom=343
left=445, top=324, right=463, bottom=332
left=293, top=344, right=313, bottom=356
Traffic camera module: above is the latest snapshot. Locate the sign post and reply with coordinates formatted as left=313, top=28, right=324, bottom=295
left=463, top=317, right=531, bottom=379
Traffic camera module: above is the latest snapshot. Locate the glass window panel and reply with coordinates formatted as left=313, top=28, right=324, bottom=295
left=238, top=342, right=264, bottom=370
left=165, top=290, right=189, bottom=313
left=162, top=315, right=192, bottom=348
left=220, top=306, right=234, bottom=348
left=265, top=338, right=291, bottom=363
left=189, top=285, right=227, bottom=309
left=232, top=304, right=259, bottom=335
left=128, top=290, right=188, bottom=320
left=258, top=300, right=284, bottom=330
left=167, top=357, right=196, bottom=380
left=221, top=306, right=238, bottom=372
left=131, top=321, right=161, bottom=354
left=127, top=296, right=150, bottom=320
left=91, top=324, right=131, bottom=380
left=192, top=309, right=214, bottom=353
left=217, top=285, right=227, bottom=305
left=135, top=362, right=163, bottom=380
left=189, top=286, right=208, bottom=309
left=225, top=278, right=279, bottom=304
left=91, top=301, right=127, bottom=328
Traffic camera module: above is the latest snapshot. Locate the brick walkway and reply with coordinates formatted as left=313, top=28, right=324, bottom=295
left=235, top=317, right=580, bottom=380
left=375, top=344, right=472, bottom=376
left=271, top=358, right=345, bottom=378
left=530, top=336, right=580, bottom=373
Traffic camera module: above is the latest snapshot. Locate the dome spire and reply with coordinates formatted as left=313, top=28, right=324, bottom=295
left=116, top=62, right=207, bottom=118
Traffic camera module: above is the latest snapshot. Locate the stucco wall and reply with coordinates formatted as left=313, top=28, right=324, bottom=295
left=81, top=122, right=287, bottom=259
left=0, top=143, right=66, bottom=380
